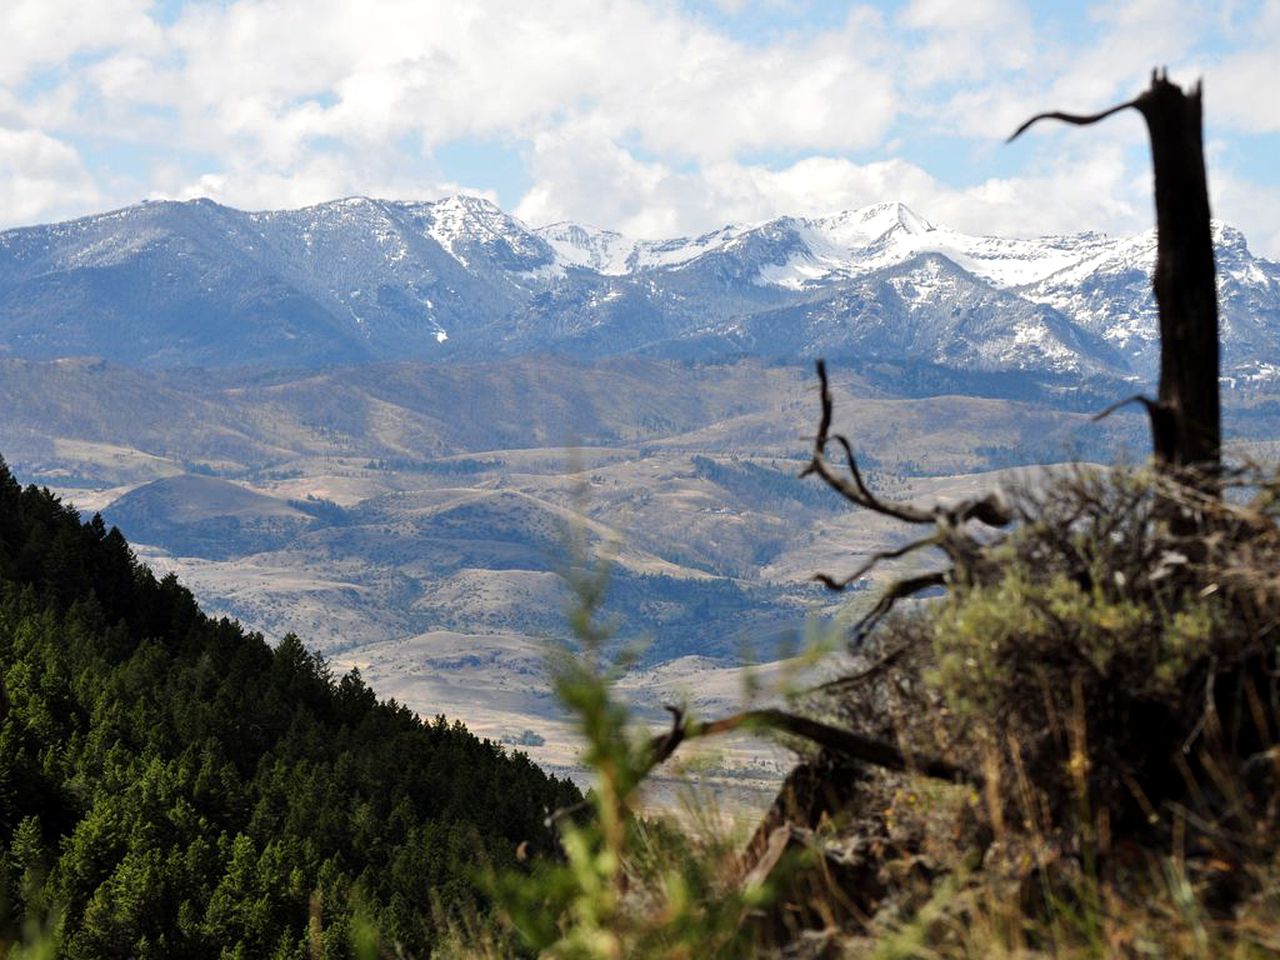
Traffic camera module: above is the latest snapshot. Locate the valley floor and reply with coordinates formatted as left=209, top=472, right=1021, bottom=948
left=13, top=355, right=1274, bottom=808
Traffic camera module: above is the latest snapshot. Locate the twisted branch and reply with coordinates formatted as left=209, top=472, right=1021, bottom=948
left=545, top=696, right=980, bottom=828
left=806, top=642, right=912, bottom=696
left=813, top=533, right=942, bottom=592
left=1007, top=98, right=1141, bottom=142
left=799, top=359, right=1009, bottom=629
left=652, top=706, right=977, bottom=785
left=850, top=571, right=948, bottom=644
left=801, top=360, right=1012, bottom=530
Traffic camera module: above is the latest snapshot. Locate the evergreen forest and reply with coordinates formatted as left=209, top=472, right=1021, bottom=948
left=0, top=457, right=580, bottom=957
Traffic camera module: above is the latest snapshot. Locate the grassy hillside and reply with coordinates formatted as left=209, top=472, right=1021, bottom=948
left=0, top=357, right=1148, bottom=661
left=0, top=356, right=1146, bottom=482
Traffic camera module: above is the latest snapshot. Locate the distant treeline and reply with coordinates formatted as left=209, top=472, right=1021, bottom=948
left=364, top=457, right=504, bottom=474
left=0, top=459, right=579, bottom=957
left=286, top=494, right=350, bottom=525
left=598, top=570, right=799, bottom=663
left=690, top=455, right=841, bottom=511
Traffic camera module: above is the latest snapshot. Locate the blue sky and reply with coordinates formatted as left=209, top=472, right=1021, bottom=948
left=2, top=0, right=1278, bottom=255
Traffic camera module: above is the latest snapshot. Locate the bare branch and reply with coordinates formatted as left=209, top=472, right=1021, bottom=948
left=672, top=709, right=978, bottom=785
left=545, top=693, right=980, bottom=830
left=1091, top=393, right=1179, bottom=463
left=806, top=642, right=912, bottom=696
left=1007, top=98, right=1141, bottom=142
left=735, top=708, right=979, bottom=784
left=813, top=533, right=942, bottom=592
left=851, top=571, right=948, bottom=644
left=653, top=708, right=979, bottom=786
left=648, top=704, right=688, bottom=767
left=801, top=361, right=933, bottom=524
left=802, top=360, right=1012, bottom=529
left=1092, top=393, right=1159, bottom=422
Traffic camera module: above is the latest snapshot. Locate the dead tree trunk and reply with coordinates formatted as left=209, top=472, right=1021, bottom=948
left=1143, top=76, right=1221, bottom=473
left=1013, top=70, right=1221, bottom=481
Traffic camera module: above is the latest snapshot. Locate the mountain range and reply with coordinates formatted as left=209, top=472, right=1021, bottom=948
left=1, top=195, right=1277, bottom=389
left=4, top=195, right=1280, bottom=779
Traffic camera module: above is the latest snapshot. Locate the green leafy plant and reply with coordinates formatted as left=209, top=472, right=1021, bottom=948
left=489, top=526, right=774, bottom=959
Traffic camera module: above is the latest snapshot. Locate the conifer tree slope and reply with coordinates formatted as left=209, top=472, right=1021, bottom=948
left=0, top=456, right=580, bottom=958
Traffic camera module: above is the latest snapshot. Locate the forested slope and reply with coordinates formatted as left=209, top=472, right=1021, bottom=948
left=0, top=457, right=579, bottom=958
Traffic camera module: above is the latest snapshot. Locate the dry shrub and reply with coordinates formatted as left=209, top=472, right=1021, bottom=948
left=824, top=463, right=1280, bottom=848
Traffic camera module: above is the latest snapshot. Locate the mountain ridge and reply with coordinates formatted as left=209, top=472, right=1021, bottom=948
left=1, top=195, right=1276, bottom=388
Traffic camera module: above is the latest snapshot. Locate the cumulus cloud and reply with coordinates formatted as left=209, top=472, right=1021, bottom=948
left=898, top=0, right=1037, bottom=87
left=514, top=122, right=1153, bottom=244
left=914, top=2, right=1213, bottom=142
left=0, top=0, right=159, bottom=87
left=0, top=127, right=100, bottom=223
left=1212, top=0, right=1280, bottom=133
left=0, top=0, right=897, bottom=223
left=0, top=0, right=1276, bottom=258
left=123, top=0, right=896, bottom=172
left=159, top=151, right=485, bottom=214
left=515, top=120, right=945, bottom=236
left=1211, top=166, right=1280, bottom=261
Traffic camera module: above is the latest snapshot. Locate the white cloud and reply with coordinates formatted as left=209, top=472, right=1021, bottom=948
left=918, top=3, right=1212, bottom=141
left=0, top=0, right=159, bottom=87
left=0, top=128, right=100, bottom=225
left=123, top=0, right=896, bottom=174
left=33, top=0, right=896, bottom=219
left=515, top=124, right=1154, bottom=245
left=898, top=0, right=1037, bottom=86
left=0, top=0, right=1275, bottom=260
left=1211, top=166, right=1280, bottom=260
left=1211, top=1, right=1280, bottom=133
left=158, top=150, right=484, bottom=214
left=937, top=144, right=1148, bottom=238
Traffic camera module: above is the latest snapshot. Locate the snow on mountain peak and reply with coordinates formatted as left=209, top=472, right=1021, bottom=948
left=847, top=200, right=934, bottom=238
left=2, top=193, right=1275, bottom=386
left=1212, top=219, right=1249, bottom=251
left=535, top=221, right=637, bottom=275
left=420, top=194, right=547, bottom=269
left=431, top=193, right=504, bottom=216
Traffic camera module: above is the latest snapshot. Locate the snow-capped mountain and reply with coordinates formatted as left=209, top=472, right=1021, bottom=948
left=0, top=195, right=1276, bottom=394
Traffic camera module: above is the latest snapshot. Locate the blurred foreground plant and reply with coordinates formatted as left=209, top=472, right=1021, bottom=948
left=486, top=522, right=774, bottom=960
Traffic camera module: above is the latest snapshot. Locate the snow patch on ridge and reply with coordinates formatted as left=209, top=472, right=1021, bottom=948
left=536, top=222, right=637, bottom=275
